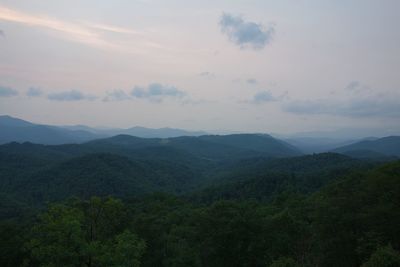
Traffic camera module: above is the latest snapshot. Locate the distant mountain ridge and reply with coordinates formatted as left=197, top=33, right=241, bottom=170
left=102, top=126, right=207, bottom=138
left=0, top=115, right=206, bottom=144
left=0, top=115, right=36, bottom=127
left=62, top=124, right=207, bottom=138
left=333, top=136, right=400, bottom=157
left=86, top=133, right=302, bottom=159
left=0, top=132, right=303, bottom=206
left=0, top=115, right=101, bottom=145
left=0, top=116, right=301, bottom=159
left=3, top=115, right=398, bottom=160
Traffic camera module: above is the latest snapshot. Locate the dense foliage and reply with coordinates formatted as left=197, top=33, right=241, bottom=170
left=0, top=138, right=399, bottom=266
left=333, top=136, right=400, bottom=157
left=0, top=138, right=363, bottom=210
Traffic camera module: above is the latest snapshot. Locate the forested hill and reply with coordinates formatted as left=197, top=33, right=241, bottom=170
left=190, top=153, right=374, bottom=203
left=0, top=141, right=367, bottom=211
left=0, top=115, right=206, bottom=144
left=87, top=133, right=302, bottom=159
left=333, top=136, right=400, bottom=157
left=0, top=115, right=101, bottom=144
left=1, top=157, right=399, bottom=266
left=1, top=122, right=399, bottom=267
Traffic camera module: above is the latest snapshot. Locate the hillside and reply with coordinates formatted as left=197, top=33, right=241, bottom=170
left=13, top=153, right=198, bottom=203
left=284, top=137, right=359, bottom=153
left=0, top=115, right=209, bottom=144
left=198, top=134, right=302, bottom=157
left=191, top=153, right=374, bottom=202
left=101, top=126, right=207, bottom=138
left=0, top=142, right=365, bottom=210
left=88, top=134, right=302, bottom=160
left=333, top=136, right=400, bottom=157
left=2, top=156, right=398, bottom=267
left=0, top=115, right=100, bottom=145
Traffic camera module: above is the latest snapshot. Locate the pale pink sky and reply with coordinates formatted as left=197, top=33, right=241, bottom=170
left=0, top=0, right=399, bottom=135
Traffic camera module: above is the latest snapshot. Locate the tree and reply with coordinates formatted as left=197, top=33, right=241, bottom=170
left=26, top=203, right=86, bottom=267
left=26, top=197, right=145, bottom=267
left=97, top=230, right=146, bottom=267
left=269, top=257, right=300, bottom=267
left=362, top=245, right=400, bottom=267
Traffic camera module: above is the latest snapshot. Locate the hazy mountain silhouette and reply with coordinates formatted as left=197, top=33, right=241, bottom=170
left=0, top=115, right=100, bottom=145
left=0, top=115, right=208, bottom=144
left=333, top=136, right=400, bottom=157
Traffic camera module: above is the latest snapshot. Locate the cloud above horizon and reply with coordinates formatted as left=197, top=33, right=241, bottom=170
left=219, top=13, right=274, bottom=50
left=252, top=90, right=278, bottom=104
left=283, top=82, right=400, bottom=118
left=131, top=83, right=186, bottom=102
left=47, top=90, right=97, bottom=101
left=103, top=89, right=131, bottom=102
left=0, top=5, right=157, bottom=52
left=199, top=72, right=216, bottom=79
left=0, top=29, right=4, bottom=37
left=26, top=87, right=43, bottom=97
left=0, top=86, right=18, bottom=97
left=283, top=97, right=400, bottom=118
left=247, top=78, right=258, bottom=85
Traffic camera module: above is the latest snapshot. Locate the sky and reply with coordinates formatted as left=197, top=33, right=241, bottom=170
left=0, top=0, right=399, bottom=135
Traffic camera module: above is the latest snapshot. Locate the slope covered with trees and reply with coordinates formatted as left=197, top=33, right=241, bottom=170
left=0, top=132, right=399, bottom=266
left=333, top=136, right=400, bottom=157
left=0, top=115, right=207, bottom=144
left=1, top=160, right=399, bottom=266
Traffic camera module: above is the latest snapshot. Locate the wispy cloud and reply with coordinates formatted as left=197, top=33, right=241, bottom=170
left=131, top=83, right=186, bottom=102
left=0, top=5, right=153, bottom=51
left=199, top=71, right=216, bottom=79
left=252, top=90, right=278, bottom=104
left=283, top=82, right=400, bottom=117
left=0, top=85, right=18, bottom=97
left=283, top=97, right=400, bottom=117
left=344, top=80, right=372, bottom=94
left=26, top=87, right=43, bottom=97
left=345, top=81, right=361, bottom=91
left=103, top=89, right=131, bottom=102
left=246, top=78, right=258, bottom=85
left=0, top=6, right=106, bottom=47
left=82, top=22, right=141, bottom=35
left=47, top=90, right=97, bottom=101
left=219, top=13, right=275, bottom=50
left=0, top=29, right=4, bottom=37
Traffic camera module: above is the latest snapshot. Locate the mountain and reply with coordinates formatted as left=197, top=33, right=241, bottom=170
left=191, top=153, right=374, bottom=202
left=284, top=137, right=359, bottom=153
left=0, top=115, right=101, bottom=145
left=0, top=133, right=302, bottom=171
left=0, top=115, right=208, bottom=144
left=0, top=133, right=303, bottom=207
left=197, top=134, right=302, bottom=157
left=0, top=115, right=36, bottom=128
left=87, top=133, right=302, bottom=160
left=16, top=153, right=198, bottom=202
left=62, top=125, right=207, bottom=138
left=280, top=128, right=398, bottom=140
left=104, top=126, right=207, bottom=138
left=333, top=136, right=400, bottom=157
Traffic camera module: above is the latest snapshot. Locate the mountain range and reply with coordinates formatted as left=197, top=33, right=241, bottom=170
left=333, top=136, right=400, bottom=158
left=1, top=117, right=399, bottom=267
left=1, top=115, right=399, bottom=159
left=0, top=115, right=206, bottom=144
